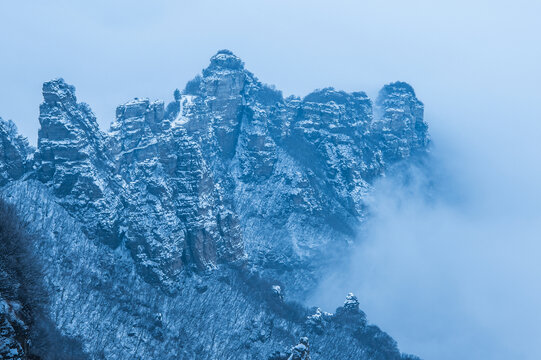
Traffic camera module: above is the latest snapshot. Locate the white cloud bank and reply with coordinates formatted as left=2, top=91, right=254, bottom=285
left=311, top=109, right=541, bottom=359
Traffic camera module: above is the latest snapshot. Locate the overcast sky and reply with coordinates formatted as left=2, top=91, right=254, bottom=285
left=1, top=1, right=540, bottom=359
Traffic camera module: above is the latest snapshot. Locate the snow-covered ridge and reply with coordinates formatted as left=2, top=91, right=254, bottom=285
left=0, top=49, right=428, bottom=360
left=1, top=50, right=428, bottom=289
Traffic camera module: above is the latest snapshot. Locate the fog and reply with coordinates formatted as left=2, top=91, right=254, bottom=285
left=1, top=1, right=540, bottom=359
left=311, top=108, right=541, bottom=359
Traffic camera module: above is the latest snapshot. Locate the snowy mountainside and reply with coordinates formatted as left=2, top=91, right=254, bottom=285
left=0, top=49, right=427, bottom=359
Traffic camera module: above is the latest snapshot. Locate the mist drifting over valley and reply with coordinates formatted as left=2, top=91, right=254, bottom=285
left=312, top=99, right=541, bottom=359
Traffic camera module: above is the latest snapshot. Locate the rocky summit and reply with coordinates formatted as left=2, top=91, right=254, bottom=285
left=0, top=50, right=427, bottom=359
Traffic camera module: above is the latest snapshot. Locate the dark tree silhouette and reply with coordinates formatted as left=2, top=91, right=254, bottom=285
left=0, top=197, right=88, bottom=359
left=174, top=88, right=181, bottom=101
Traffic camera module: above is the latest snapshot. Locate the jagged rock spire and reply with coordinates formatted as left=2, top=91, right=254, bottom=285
left=372, top=81, right=429, bottom=162
left=0, top=52, right=429, bottom=359
left=205, top=49, right=245, bottom=72
left=35, top=78, right=121, bottom=245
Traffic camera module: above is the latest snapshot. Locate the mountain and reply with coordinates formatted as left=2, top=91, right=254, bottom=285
left=0, top=50, right=427, bottom=359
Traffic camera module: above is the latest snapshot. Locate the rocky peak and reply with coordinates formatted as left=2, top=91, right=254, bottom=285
left=35, top=78, right=121, bottom=246
left=42, top=78, right=77, bottom=105
left=205, top=49, right=245, bottom=72
left=1, top=55, right=429, bottom=291
left=197, top=49, right=248, bottom=98
left=182, top=51, right=255, bottom=162
left=375, top=81, right=423, bottom=129
left=36, top=78, right=107, bottom=188
left=31, top=76, right=246, bottom=284
left=372, top=81, right=429, bottom=163
left=39, top=79, right=101, bottom=140
left=303, top=87, right=369, bottom=106
left=0, top=51, right=430, bottom=360
left=203, top=51, right=281, bottom=104
left=377, top=81, right=417, bottom=102
left=110, top=98, right=165, bottom=153
left=297, top=87, right=373, bottom=133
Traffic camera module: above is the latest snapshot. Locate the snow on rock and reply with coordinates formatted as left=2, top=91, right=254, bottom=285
left=34, top=78, right=123, bottom=247
left=288, top=337, right=311, bottom=360
left=0, top=298, right=25, bottom=360
left=305, top=308, right=332, bottom=334
left=0, top=49, right=429, bottom=359
left=344, top=292, right=360, bottom=311
left=0, top=118, right=32, bottom=186
left=372, top=81, right=429, bottom=163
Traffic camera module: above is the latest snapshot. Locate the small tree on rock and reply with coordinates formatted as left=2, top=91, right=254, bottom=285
left=173, top=88, right=181, bottom=101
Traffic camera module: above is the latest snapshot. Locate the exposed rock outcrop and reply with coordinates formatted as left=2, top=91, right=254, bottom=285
left=0, top=50, right=428, bottom=359
left=372, top=81, right=428, bottom=163
left=34, top=78, right=122, bottom=246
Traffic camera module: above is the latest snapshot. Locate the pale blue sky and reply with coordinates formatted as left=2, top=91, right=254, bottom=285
left=1, top=1, right=539, bottom=143
left=1, top=1, right=540, bottom=359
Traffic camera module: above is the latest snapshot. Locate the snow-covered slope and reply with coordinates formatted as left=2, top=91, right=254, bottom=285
left=0, top=50, right=427, bottom=359
left=0, top=117, right=32, bottom=186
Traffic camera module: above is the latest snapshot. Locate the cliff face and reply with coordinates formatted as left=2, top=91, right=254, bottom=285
left=0, top=50, right=428, bottom=359
left=34, top=79, right=122, bottom=247
left=109, top=96, right=244, bottom=284
left=372, top=81, right=428, bottom=163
